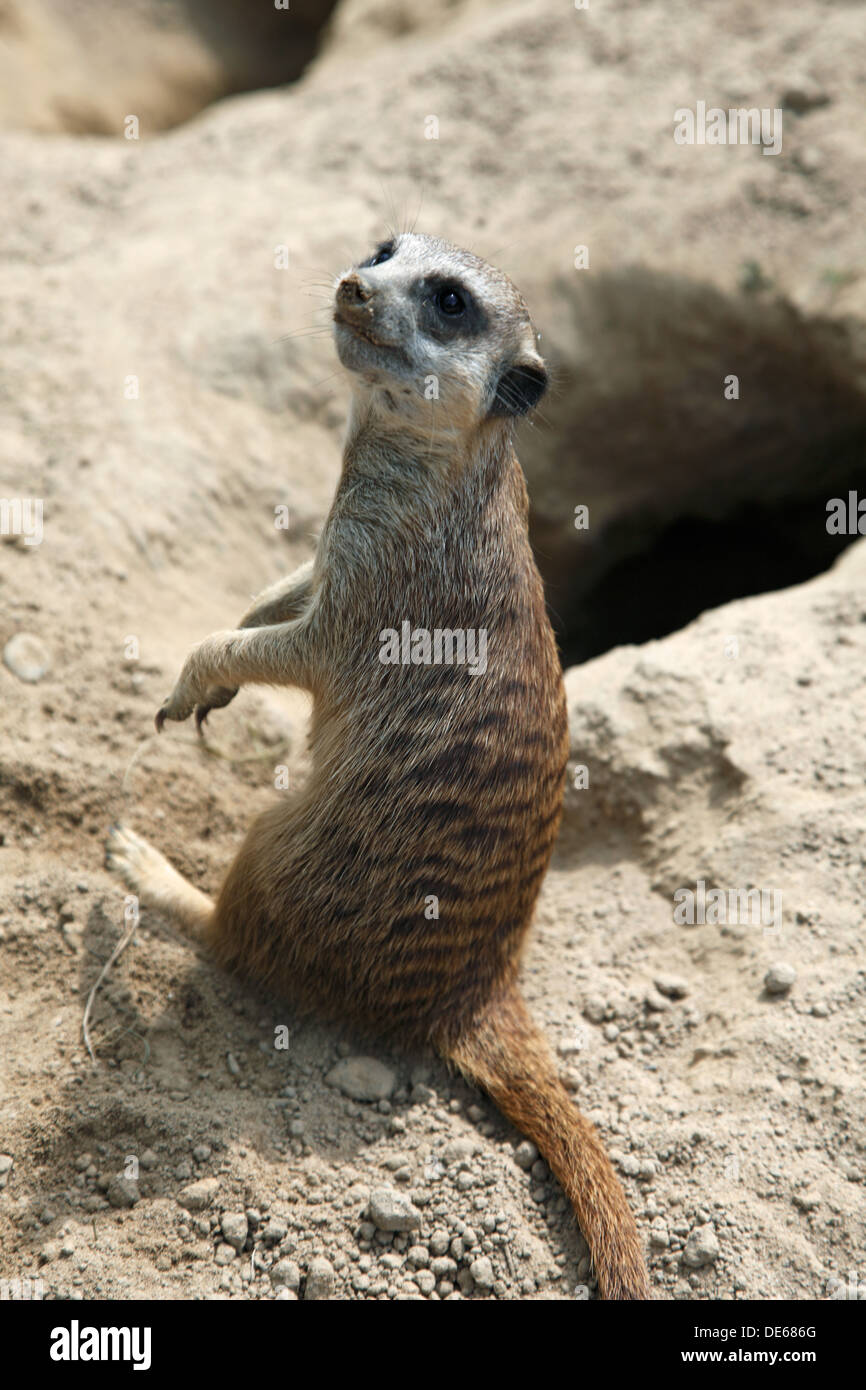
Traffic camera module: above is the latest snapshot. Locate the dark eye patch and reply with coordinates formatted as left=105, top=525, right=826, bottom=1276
left=361, top=240, right=396, bottom=268
left=416, top=276, right=487, bottom=338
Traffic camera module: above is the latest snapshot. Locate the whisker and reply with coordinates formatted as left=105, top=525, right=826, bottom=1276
left=307, top=367, right=346, bottom=393
left=273, top=326, right=334, bottom=343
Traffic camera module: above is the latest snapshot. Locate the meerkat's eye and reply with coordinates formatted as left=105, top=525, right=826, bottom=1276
left=364, top=242, right=395, bottom=267
left=435, top=287, right=466, bottom=316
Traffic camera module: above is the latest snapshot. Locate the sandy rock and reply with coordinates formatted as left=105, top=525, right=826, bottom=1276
left=106, top=1176, right=140, bottom=1208
left=513, top=1142, right=538, bottom=1171
left=368, top=1188, right=421, bottom=1233
left=177, top=1177, right=219, bottom=1212
left=220, top=1212, right=248, bottom=1251
left=304, top=1256, right=336, bottom=1300
left=765, top=962, right=797, bottom=995
left=654, top=974, right=689, bottom=999
left=470, top=1256, right=495, bottom=1291
left=271, top=1259, right=301, bottom=1291
left=3, top=634, right=51, bottom=683
left=441, top=1137, right=478, bottom=1167
left=325, top=1056, right=396, bottom=1103
left=682, top=1225, right=720, bottom=1269
left=262, top=1217, right=289, bottom=1247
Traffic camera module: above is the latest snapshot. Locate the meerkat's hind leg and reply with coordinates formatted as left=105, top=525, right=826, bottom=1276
left=105, top=824, right=214, bottom=940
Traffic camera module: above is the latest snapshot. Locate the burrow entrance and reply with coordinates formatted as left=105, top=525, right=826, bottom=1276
left=523, top=268, right=866, bottom=666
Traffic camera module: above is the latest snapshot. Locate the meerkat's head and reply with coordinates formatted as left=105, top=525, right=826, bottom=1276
left=333, top=233, right=547, bottom=441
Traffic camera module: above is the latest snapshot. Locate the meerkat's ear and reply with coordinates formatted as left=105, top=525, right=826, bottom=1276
left=489, top=358, right=548, bottom=418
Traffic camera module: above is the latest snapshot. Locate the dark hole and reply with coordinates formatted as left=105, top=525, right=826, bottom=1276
left=548, top=490, right=865, bottom=669
left=524, top=270, right=866, bottom=669
left=179, top=0, right=342, bottom=112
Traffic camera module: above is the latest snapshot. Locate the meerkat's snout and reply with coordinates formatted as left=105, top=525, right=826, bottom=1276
left=333, top=261, right=399, bottom=370
left=335, top=272, right=372, bottom=308
left=333, top=270, right=378, bottom=335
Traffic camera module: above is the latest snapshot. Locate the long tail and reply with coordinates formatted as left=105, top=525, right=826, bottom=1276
left=443, top=986, right=650, bottom=1300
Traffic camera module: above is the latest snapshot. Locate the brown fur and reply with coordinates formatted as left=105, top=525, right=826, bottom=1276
left=107, top=234, right=649, bottom=1300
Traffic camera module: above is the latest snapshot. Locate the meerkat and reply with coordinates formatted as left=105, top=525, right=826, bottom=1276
left=107, top=233, right=650, bottom=1301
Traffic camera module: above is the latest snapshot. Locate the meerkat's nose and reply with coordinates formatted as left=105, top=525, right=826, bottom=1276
left=336, top=273, right=373, bottom=307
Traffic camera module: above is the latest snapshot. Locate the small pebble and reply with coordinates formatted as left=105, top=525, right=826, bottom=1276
left=177, top=1177, right=219, bottom=1212
left=263, top=1217, right=288, bottom=1246
left=106, top=1176, right=139, bottom=1209
left=3, top=633, right=51, bottom=683
left=304, top=1255, right=336, bottom=1300
left=470, top=1256, right=494, bottom=1290
left=513, top=1141, right=538, bottom=1171
left=650, top=1220, right=670, bottom=1249
left=441, top=1137, right=478, bottom=1166
left=583, top=998, right=606, bottom=1024
left=220, top=1212, right=248, bottom=1251
left=271, top=1258, right=301, bottom=1290
left=682, top=1224, right=720, bottom=1269
left=654, top=974, right=689, bottom=999
left=368, top=1188, right=421, bottom=1233
left=765, top=962, right=796, bottom=995
left=325, top=1057, right=396, bottom=1102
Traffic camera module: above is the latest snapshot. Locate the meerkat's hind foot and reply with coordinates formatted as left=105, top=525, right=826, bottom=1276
left=105, top=823, right=214, bottom=940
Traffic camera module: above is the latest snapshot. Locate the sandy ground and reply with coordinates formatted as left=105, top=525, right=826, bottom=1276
left=0, top=0, right=864, bottom=1300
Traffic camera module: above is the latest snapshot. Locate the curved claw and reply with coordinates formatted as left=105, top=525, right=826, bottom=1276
left=155, top=705, right=167, bottom=734
left=194, top=685, right=238, bottom=735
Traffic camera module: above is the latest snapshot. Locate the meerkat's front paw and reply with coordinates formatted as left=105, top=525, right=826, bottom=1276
left=194, top=683, right=239, bottom=733
left=155, top=635, right=238, bottom=732
left=155, top=682, right=197, bottom=731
